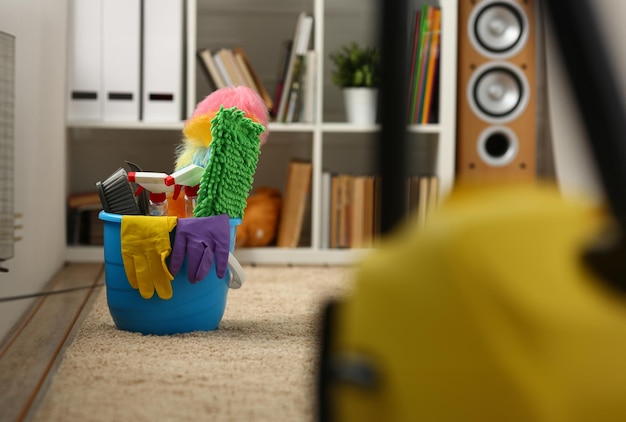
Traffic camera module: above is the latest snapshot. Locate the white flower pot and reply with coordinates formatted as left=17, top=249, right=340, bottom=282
left=343, top=87, right=378, bottom=124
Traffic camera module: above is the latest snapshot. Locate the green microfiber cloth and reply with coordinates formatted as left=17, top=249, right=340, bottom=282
left=194, top=105, right=265, bottom=218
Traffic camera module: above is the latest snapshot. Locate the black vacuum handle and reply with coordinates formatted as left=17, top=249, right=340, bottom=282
left=543, top=0, right=626, bottom=289
left=376, top=0, right=409, bottom=235
left=543, top=0, right=626, bottom=231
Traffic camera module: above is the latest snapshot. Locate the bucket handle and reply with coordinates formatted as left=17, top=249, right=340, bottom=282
left=228, top=252, right=245, bottom=289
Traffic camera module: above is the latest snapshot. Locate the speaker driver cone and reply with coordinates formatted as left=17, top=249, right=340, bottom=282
left=468, top=61, right=529, bottom=123
left=469, top=0, right=528, bottom=58
left=477, top=126, right=519, bottom=167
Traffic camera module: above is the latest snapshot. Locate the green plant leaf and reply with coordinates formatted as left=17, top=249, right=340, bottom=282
left=329, top=42, right=380, bottom=88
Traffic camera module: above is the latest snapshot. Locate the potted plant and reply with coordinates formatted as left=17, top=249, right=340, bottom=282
left=330, top=42, right=381, bottom=124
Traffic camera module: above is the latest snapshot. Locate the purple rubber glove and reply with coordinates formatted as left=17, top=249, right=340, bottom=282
left=169, top=214, right=230, bottom=283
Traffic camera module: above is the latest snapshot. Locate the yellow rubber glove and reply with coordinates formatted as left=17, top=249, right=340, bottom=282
left=121, top=215, right=178, bottom=300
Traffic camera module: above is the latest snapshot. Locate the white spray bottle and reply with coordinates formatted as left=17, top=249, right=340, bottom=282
left=127, top=172, right=175, bottom=216
left=164, top=165, right=204, bottom=217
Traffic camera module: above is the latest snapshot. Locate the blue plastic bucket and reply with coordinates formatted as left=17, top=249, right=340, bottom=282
left=99, top=211, right=241, bottom=335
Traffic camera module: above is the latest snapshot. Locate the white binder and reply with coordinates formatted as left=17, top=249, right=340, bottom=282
left=67, top=0, right=103, bottom=121
left=102, top=0, right=141, bottom=122
left=142, top=0, right=184, bottom=122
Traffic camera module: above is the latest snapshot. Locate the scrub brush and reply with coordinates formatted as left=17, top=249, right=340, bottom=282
left=193, top=105, right=265, bottom=218
left=96, top=167, right=141, bottom=215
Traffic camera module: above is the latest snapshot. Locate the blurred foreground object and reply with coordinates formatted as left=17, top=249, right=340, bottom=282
left=320, top=184, right=626, bottom=421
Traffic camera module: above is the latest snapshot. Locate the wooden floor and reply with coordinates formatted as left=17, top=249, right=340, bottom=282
left=0, top=263, right=104, bottom=422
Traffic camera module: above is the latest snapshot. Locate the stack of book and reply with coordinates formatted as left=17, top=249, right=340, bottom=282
left=407, top=5, right=442, bottom=124
left=272, top=12, right=316, bottom=123
left=197, top=47, right=274, bottom=113
left=198, top=12, right=316, bottom=122
left=320, top=172, right=440, bottom=249
left=323, top=173, right=379, bottom=250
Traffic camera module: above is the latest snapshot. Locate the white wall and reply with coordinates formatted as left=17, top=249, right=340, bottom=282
left=0, top=0, right=68, bottom=342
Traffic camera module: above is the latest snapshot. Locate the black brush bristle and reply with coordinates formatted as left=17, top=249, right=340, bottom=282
left=96, top=167, right=141, bottom=215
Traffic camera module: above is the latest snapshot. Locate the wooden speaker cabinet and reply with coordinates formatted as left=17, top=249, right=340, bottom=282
left=456, top=0, right=537, bottom=184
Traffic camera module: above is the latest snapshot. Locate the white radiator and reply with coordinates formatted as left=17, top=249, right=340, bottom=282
left=0, top=31, right=15, bottom=264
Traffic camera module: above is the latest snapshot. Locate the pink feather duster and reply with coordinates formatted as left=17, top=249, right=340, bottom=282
left=175, top=86, right=269, bottom=170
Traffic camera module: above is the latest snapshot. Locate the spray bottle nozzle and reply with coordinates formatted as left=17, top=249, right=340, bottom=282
left=169, top=165, right=204, bottom=186
left=127, top=171, right=174, bottom=196
left=168, top=165, right=204, bottom=200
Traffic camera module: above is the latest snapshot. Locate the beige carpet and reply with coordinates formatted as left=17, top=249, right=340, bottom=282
left=32, top=265, right=355, bottom=422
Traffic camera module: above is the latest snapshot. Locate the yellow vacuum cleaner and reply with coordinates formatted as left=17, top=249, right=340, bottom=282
left=319, top=0, right=626, bottom=420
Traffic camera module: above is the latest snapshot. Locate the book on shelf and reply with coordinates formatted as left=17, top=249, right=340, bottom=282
left=276, top=12, right=314, bottom=122
left=302, top=50, right=317, bottom=123
left=323, top=173, right=440, bottom=249
left=197, top=46, right=274, bottom=112
left=234, top=51, right=259, bottom=93
left=276, top=160, right=313, bottom=248
left=405, top=175, right=418, bottom=214
left=337, top=174, right=350, bottom=248
left=216, top=48, right=246, bottom=87
left=426, top=175, right=439, bottom=221
left=234, top=47, right=274, bottom=112
left=407, top=9, right=422, bottom=123
left=405, top=174, right=440, bottom=229
left=407, top=5, right=441, bottom=124
left=417, top=176, right=429, bottom=228
left=411, top=5, right=433, bottom=123
left=197, top=48, right=226, bottom=89
left=284, top=48, right=317, bottom=123
left=272, top=40, right=293, bottom=117
left=329, top=173, right=340, bottom=249
left=320, top=171, right=332, bottom=248
left=285, top=52, right=305, bottom=123
left=348, top=176, right=366, bottom=248
left=326, top=173, right=378, bottom=249
left=426, top=51, right=441, bottom=124
left=212, top=52, right=233, bottom=86
left=420, top=7, right=441, bottom=124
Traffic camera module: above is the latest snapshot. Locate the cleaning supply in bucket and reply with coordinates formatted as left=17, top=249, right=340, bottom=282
left=169, top=214, right=230, bottom=283
left=96, top=167, right=141, bottom=215
left=183, top=185, right=199, bottom=218
left=120, top=215, right=177, bottom=300
left=175, top=86, right=269, bottom=172
left=127, top=171, right=175, bottom=216
left=194, top=105, right=265, bottom=218
left=163, top=164, right=203, bottom=217
left=125, top=161, right=150, bottom=215
left=127, top=171, right=174, bottom=196
left=97, top=87, right=269, bottom=335
left=165, top=164, right=204, bottom=189
left=173, top=86, right=268, bottom=218
left=148, top=192, right=168, bottom=216
left=99, top=211, right=242, bottom=334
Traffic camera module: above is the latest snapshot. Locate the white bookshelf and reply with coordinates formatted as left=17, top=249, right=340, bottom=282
left=65, top=0, right=457, bottom=265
